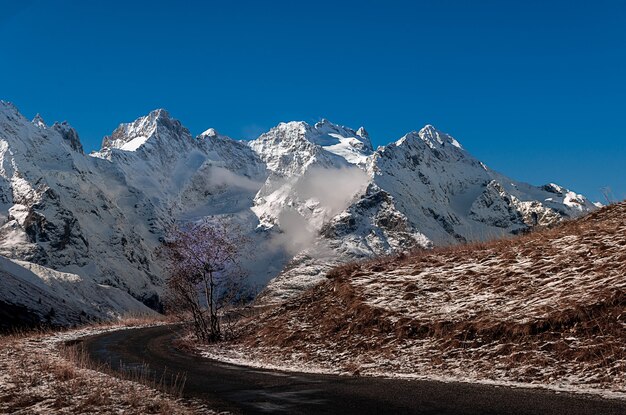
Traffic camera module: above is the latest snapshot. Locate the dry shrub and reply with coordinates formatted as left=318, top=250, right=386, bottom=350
left=60, top=343, right=188, bottom=399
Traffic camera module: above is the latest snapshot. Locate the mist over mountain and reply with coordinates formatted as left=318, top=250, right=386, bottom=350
left=0, top=101, right=596, bottom=321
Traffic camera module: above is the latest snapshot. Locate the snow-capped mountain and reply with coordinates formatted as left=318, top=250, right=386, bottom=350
left=258, top=124, right=595, bottom=300
left=0, top=102, right=167, bottom=315
left=250, top=120, right=372, bottom=232
left=0, top=100, right=596, bottom=318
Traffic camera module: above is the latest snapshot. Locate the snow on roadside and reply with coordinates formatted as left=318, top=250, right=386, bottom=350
left=199, top=341, right=626, bottom=402
left=0, top=320, right=220, bottom=414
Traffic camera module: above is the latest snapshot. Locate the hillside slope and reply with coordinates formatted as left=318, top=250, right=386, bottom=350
left=215, top=202, right=626, bottom=396
left=0, top=255, right=153, bottom=330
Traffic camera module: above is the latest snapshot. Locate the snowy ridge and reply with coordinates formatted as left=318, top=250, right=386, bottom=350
left=0, top=255, right=152, bottom=326
left=0, top=100, right=597, bottom=320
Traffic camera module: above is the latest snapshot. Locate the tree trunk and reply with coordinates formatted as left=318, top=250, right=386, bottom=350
left=204, top=270, right=220, bottom=341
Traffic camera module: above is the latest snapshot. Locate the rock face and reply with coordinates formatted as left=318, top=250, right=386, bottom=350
left=0, top=100, right=597, bottom=313
left=0, top=102, right=164, bottom=308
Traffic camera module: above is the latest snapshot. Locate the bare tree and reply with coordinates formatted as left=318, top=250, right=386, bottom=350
left=159, top=219, right=248, bottom=342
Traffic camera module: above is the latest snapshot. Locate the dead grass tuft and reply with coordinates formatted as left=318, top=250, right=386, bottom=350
left=0, top=322, right=210, bottom=414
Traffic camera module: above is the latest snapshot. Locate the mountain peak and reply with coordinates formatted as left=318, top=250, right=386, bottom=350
left=32, top=113, right=47, bottom=129
left=0, top=100, right=18, bottom=112
left=395, top=125, right=463, bottom=150
left=147, top=108, right=174, bottom=123
left=99, top=109, right=191, bottom=154
left=199, top=128, right=219, bottom=138
left=137, top=108, right=178, bottom=129
left=198, top=127, right=235, bottom=143
left=314, top=118, right=337, bottom=130
left=0, top=101, right=22, bottom=122
left=418, top=124, right=462, bottom=149
left=51, top=121, right=84, bottom=153
left=356, top=126, right=369, bottom=139
left=251, top=121, right=309, bottom=149
left=419, top=124, right=437, bottom=135
left=313, top=118, right=351, bottom=134
left=152, top=108, right=169, bottom=116
left=281, top=120, right=309, bottom=129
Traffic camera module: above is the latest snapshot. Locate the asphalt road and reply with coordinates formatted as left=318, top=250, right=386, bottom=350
left=80, top=325, right=626, bottom=415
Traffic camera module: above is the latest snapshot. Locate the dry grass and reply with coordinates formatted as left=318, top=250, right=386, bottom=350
left=212, top=202, right=626, bottom=395
left=0, top=315, right=215, bottom=414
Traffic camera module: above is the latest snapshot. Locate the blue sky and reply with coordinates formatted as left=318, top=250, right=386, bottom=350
left=1, top=0, right=624, bottom=202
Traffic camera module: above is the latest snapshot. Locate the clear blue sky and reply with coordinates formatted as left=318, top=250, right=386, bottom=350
left=1, top=0, right=624, bottom=202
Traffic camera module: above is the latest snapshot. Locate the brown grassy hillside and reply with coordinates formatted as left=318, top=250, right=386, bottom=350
left=212, top=202, right=626, bottom=395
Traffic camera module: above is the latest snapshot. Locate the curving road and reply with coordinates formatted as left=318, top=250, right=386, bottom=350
left=81, top=325, right=626, bottom=415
